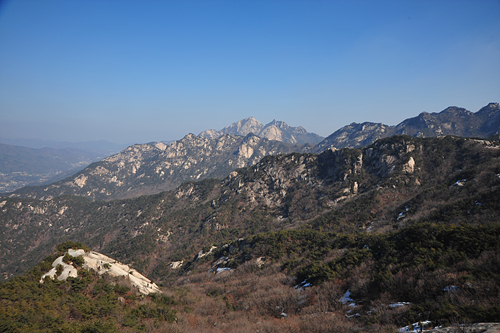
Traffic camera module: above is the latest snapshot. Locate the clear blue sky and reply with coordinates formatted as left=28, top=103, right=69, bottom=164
left=1, top=0, right=499, bottom=144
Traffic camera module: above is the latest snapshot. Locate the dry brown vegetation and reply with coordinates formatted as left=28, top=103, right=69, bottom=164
left=162, top=262, right=366, bottom=333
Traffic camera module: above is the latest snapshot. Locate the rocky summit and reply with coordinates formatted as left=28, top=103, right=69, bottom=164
left=199, top=116, right=324, bottom=144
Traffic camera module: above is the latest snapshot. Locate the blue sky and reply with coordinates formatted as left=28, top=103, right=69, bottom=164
left=0, top=0, right=499, bottom=144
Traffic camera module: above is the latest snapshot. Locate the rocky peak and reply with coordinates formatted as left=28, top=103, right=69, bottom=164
left=477, top=102, right=500, bottom=117
left=198, top=129, right=219, bottom=140
left=439, top=106, right=471, bottom=116
left=265, top=119, right=289, bottom=130
left=183, top=133, right=199, bottom=140
left=199, top=117, right=323, bottom=144
left=315, top=103, right=499, bottom=152
left=259, top=125, right=283, bottom=142
left=221, top=116, right=264, bottom=136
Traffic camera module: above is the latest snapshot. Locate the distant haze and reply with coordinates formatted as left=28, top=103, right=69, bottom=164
left=0, top=0, right=498, bottom=145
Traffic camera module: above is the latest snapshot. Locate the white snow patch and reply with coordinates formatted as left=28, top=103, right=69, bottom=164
left=340, top=290, right=354, bottom=304
left=295, top=279, right=312, bottom=290
left=345, top=313, right=360, bottom=318
left=216, top=267, right=230, bottom=273
left=444, top=285, right=457, bottom=292
left=399, top=320, right=431, bottom=332
left=389, top=302, right=412, bottom=308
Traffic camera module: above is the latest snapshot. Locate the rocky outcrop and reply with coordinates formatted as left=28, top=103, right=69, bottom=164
left=40, top=249, right=161, bottom=294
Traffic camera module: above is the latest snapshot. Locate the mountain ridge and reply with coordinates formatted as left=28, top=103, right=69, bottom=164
left=316, top=102, right=500, bottom=151
left=6, top=133, right=310, bottom=201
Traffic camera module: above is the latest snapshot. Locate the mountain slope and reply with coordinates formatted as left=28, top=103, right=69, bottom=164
left=315, top=102, right=500, bottom=151
left=199, top=117, right=324, bottom=144
left=7, top=133, right=309, bottom=201
left=314, top=122, right=392, bottom=151
left=2, top=135, right=499, bottom=281
left=2, top=224, right=499, bottom=333
left=1, top=135, right=500, bottom=331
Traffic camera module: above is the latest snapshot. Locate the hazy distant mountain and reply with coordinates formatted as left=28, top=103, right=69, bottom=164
left=0, top=138, right=128, bottom=157
left=7, top=133, right=309, bottom=201
left=0, top=144, right=101, bottom=193
left=393, top=103, right=500, bottom=137
left=315, top=102, right=500, bottom=151
left=199, top=117, right=324, bottom=144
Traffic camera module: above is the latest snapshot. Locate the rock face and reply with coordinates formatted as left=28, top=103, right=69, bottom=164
left=315, top=103, right=500, bottom=151
left=199, top=117, right=324, bottom=144
left=8, top=133, right=308, bottom=201
left=40, top=249, right=161, bottom=294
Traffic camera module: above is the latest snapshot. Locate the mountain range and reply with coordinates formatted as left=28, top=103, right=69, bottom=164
left=6, top=134, right=310, bottom=201
left=1, top=134, right=500, bottom=331
left=315, top=102, right=500, bottom=151
left=1, top=103, right=500, bottom=331
left=2, top=134, right=500, bottom=279
left=3, top=103, right=499, bottom=201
